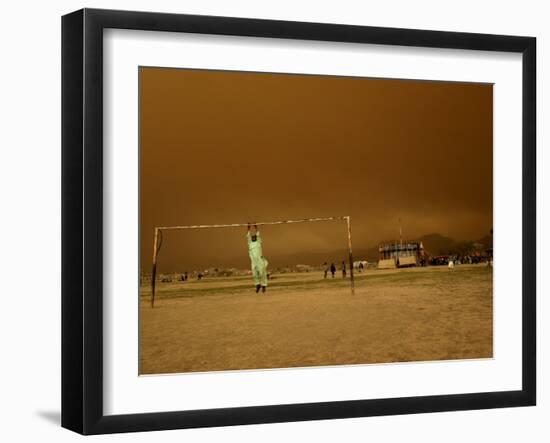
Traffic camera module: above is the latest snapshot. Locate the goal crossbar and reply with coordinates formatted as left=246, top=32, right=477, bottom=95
left=150, top=216, right=355, bottom=307
left=156, top=216, right=349, bottom=231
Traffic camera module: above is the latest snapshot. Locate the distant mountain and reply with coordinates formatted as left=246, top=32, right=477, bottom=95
left=476, top=234, right=493, bottom=249
left=418, top=233, right=457, bottom=256
left=417, top=232, right=492, bottom=256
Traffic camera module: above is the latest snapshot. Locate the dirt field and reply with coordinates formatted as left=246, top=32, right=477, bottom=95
left=139, top=264, right=493, bottom=374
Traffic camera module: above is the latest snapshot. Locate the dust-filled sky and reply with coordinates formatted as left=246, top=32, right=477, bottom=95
left=140, top=67, right=492, bottom=272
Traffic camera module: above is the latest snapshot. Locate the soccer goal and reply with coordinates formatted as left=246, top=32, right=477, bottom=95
left=149, top=216, right=355, bottom=307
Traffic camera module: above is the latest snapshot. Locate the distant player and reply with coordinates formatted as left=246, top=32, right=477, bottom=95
left=323, top=262, right=329, bottom=279
left=341, top=261, right=347, bottom=278
left=330, top=263, right=336, bottom=278
left=247, top=223, right=269, bottom=293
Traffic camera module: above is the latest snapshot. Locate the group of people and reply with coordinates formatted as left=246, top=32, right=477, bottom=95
left=428, top=255, right=492, bottom=266
left=322, top=261, right=348, bottom=279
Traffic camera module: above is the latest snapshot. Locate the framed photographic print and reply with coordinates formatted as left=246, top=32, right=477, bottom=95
left=61, top=8, right=536, bottom=435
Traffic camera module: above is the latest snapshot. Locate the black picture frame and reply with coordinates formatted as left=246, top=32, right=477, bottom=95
left=62, top=8, right=536, bottom=435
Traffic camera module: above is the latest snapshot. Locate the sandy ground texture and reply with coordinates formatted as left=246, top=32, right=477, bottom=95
left=139, top=264, right=492, bottom=374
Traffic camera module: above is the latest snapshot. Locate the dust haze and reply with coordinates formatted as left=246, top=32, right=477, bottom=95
left=140, top=67, right=492, bottom=271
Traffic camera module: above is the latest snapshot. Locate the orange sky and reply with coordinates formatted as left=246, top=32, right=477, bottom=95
left=140, top=67, right=492, bottom=272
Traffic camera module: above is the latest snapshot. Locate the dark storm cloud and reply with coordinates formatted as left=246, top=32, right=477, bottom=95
left=140, top=67, right=492, bottom=272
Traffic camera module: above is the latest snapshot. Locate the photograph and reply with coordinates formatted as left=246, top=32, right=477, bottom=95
left=139, top=66, right=494, bottom=375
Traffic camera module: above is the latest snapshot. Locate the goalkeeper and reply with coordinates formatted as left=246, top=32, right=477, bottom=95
left=246, top=223, right=269, bottom=293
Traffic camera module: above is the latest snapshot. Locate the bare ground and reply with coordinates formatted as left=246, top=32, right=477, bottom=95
left=139, top=264, right=492, bottom=374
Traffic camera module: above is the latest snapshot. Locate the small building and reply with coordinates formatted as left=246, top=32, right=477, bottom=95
left=378, top=241, right=425, bottom=268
